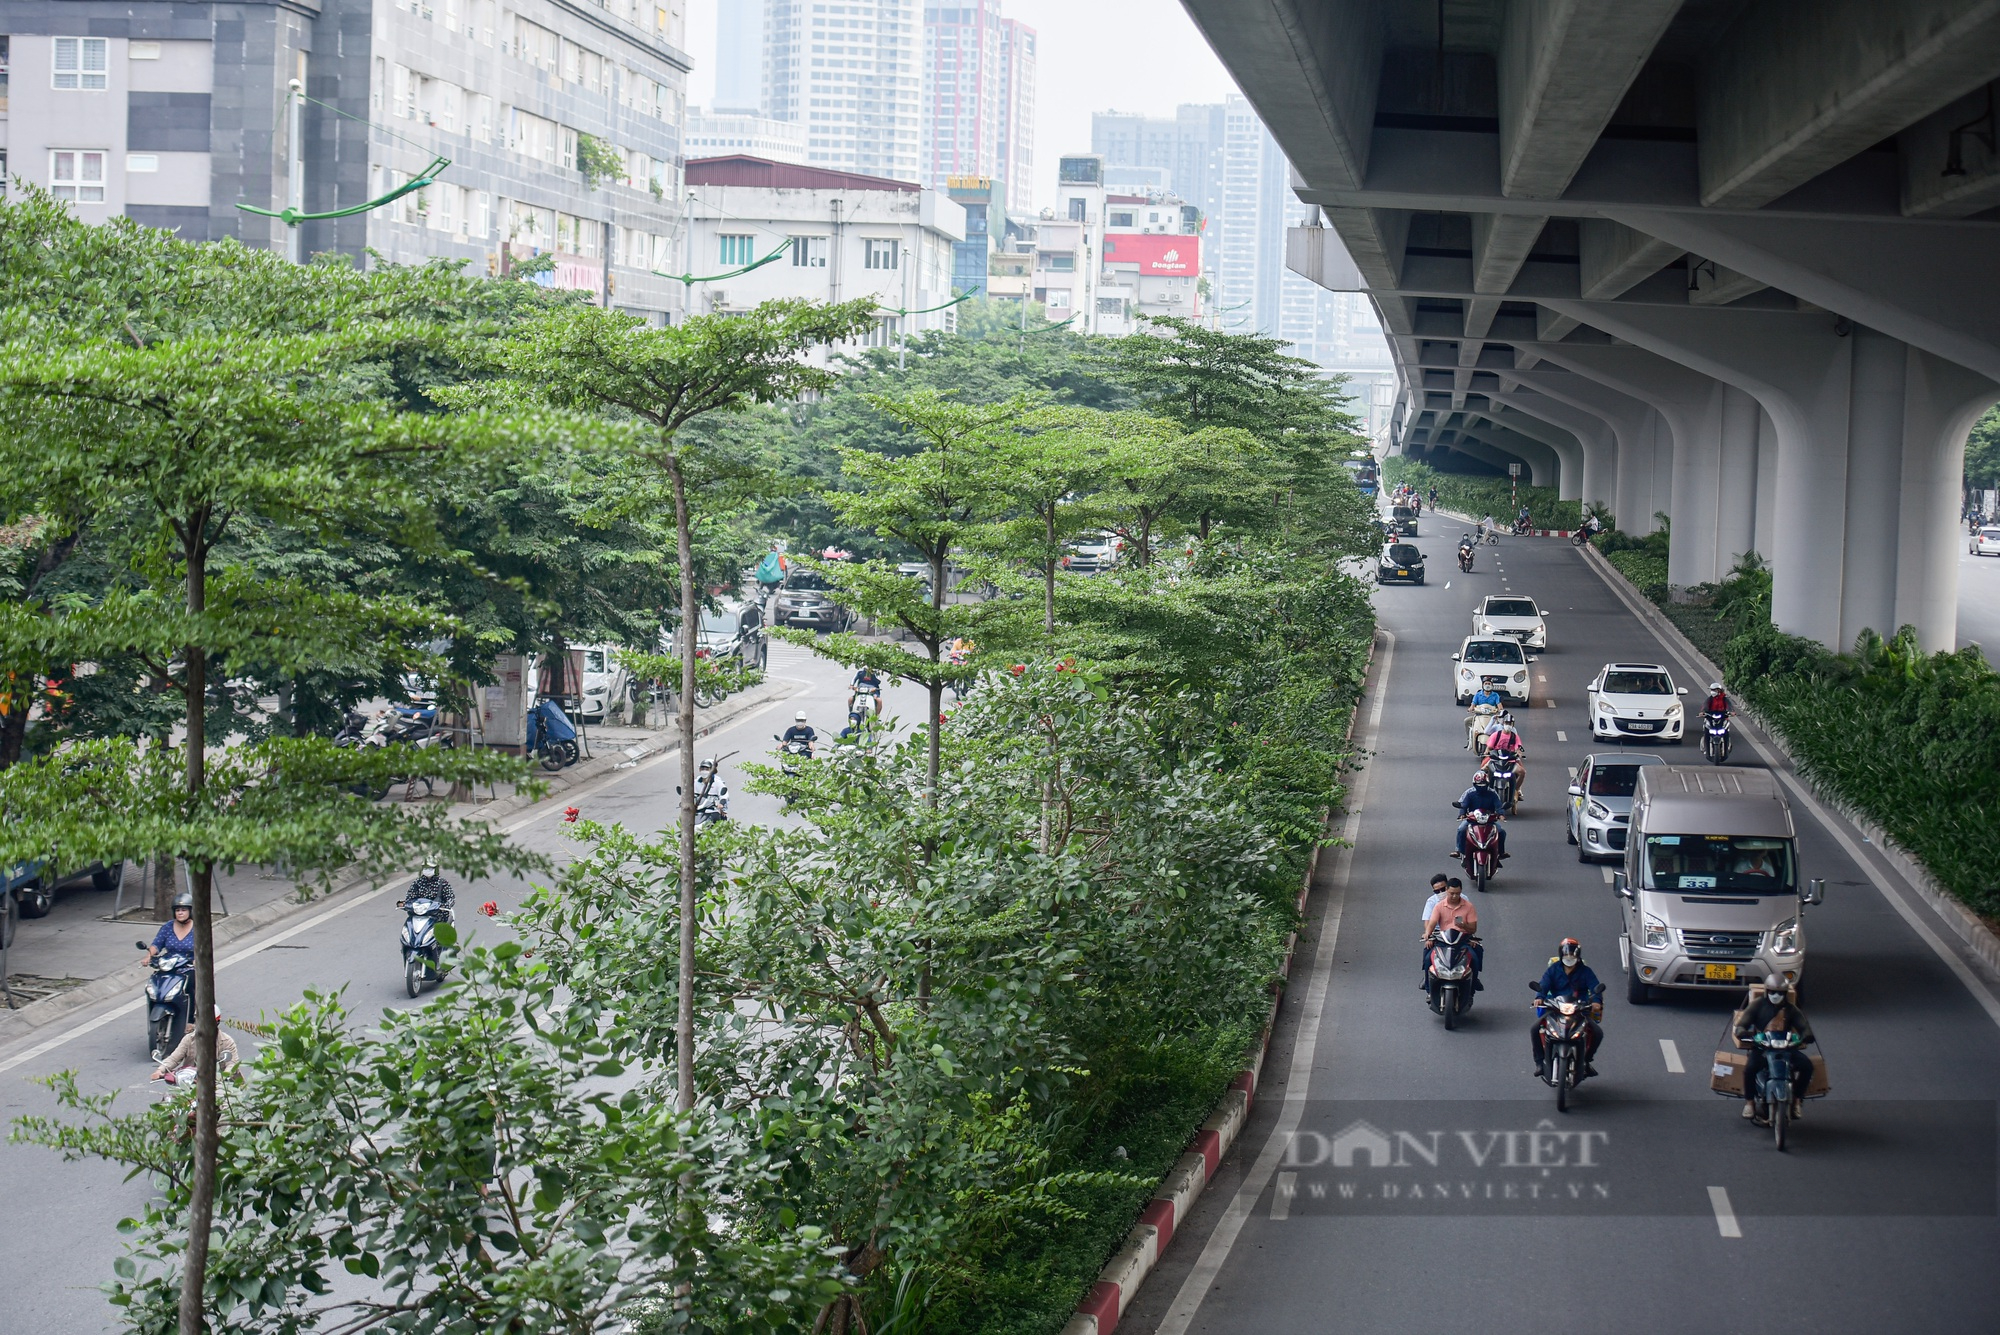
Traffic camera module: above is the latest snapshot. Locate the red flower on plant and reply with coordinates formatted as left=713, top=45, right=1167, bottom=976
left=1010, top=664, right=1026, bottom=676
left=480, top=900, right=499, bottom=917
left=938, top=713, right=950, bottom=724
left=563, top=806, right=580, bottom=823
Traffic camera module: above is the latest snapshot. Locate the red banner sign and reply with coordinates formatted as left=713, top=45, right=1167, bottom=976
left=1101, top=233, right=1200, bottom=274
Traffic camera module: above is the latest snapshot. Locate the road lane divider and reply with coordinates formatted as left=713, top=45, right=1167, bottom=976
left=1707, top=1186, right=1743, bottom=1238
left=1269, top=1173, right=1295, bottom=1221
left=1557, top=730, right=1568, bottom=741
left=1660, top=1038, right=1685, bottom=1073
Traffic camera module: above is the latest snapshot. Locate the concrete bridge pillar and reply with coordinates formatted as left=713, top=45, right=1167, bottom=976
left=1840, top=327, right=1909, bottom=650
left=1715, top=384, right=1762, bottom=576
left=1753, top=404, right=1780, bottom=567
left=1897, top=350, right=2000, bottom=649
left=1488, top=386, right=1618, bottom=510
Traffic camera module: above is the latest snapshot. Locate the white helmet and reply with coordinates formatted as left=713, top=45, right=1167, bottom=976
left=1709, top=682, right=1724, bottom=693
left=795, top=710, right=808, bottom=722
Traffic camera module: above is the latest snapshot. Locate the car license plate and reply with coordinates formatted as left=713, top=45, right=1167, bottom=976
left=1626, top=721, right=1657, bottom=732
left=1704, top=963, right=1737, bottom=981
left=1396, top=569, right=1407, bottom=575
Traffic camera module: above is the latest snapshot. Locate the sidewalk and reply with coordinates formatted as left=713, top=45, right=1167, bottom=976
left=0, top=676, right=800, bottom=1045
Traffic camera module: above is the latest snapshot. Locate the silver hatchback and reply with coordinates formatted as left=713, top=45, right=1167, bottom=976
left=1567, top=752, right=1666, bottom=863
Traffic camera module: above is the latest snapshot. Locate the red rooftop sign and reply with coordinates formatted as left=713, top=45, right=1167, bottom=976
left=1102, top=233, right=1200, bottom=274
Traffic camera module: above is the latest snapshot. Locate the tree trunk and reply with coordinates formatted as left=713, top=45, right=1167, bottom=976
left=927, top=547, right=946, bottom=807
left=1043, top=508, right=1056, bottom=636
left=153, top=853, right=177, bottom=922
left=0, top=703, right=26, bottom=769
left=668, top=452, right=698, bottom=1116
left=179, top=528, right=217, bottom=1335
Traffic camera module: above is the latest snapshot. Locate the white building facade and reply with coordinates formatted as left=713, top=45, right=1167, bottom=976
left=684, top=154, right=964, bottom=352
left=763, top=0, right=919, bottom=183
left=686, top=106, right=806, bottom=163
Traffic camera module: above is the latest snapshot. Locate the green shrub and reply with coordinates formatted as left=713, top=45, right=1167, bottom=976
left=1598, top=549, right=2000, bottom=920
left=1382, top=456, right=1584, bottom=532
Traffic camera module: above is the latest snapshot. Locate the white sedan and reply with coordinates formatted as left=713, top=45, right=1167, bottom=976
left=1586, top=662, right=1688, bottom=743
left=1451, top=636, right=1535, bottom=706
left=1971, top=526, right=2000, bottom=556
left=1472, top=594, right=1548, bottom=649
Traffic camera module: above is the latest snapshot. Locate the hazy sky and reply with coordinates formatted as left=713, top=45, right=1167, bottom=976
left=682, top=0, right=1243, bottom=208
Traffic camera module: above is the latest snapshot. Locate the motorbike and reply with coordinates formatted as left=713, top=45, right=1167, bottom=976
left=1572, top=524, right=1600, bottom=548
left=678, top=756, right=732, bottom=826
left=1701, top=710, right=1733, bottom=765
left=1457, top=540, right=1476, bottom=572
left=850, top=680, right=883, bottom=718
left=136, top=944, right=195, bottom=1061
left=1466, top=703, right=1501, bottom=753
left=1532, top=982, right=1603, bottom=1112
left=399, top=895, right=450, bottom=998
left=1512, top=517, right=1533, bottom=536
left=525, top=698, right=581, bottom=771
left=1425, top=927, right=1479, bottom=1030
left=1742, top=1030, right=1810, bottom=1150
left=1454, top=804, right=1503, bottom=892
left=774, top=733, right=813, bottom=776
left=1486, top=754, right=1521, bottom=814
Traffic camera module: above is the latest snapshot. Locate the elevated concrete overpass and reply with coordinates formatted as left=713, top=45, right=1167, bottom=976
left=1185, top=0, right=2000, bottom=650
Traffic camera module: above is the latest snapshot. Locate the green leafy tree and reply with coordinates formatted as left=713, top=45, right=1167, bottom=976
left=1967, top=405, right=2000, bottom=492
left=0, top=200, right=545, bottom=1334
left=467, top=297, right=877, bottom=1113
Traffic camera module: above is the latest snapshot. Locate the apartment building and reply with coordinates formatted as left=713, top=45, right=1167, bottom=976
left=0, top=0, right=692, bottom=322
left=687, top=105, right=805, bottom=163
left=763, top=0, right=919, bottom=183
left=683, top=154, right=965, bottom=354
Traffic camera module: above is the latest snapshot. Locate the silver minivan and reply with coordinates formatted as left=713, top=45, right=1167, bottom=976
left=1615, top=767, right=1825, bottom=1004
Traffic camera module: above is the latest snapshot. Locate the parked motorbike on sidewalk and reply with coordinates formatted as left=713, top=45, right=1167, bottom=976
left=1532, top=982, right=1603, bottom=1112
left=136, top=944, right=195, bottom=1061
left=1701, top=711, right=1733, bottom=765
left=1455, top=806, right=1503, bottom=892
left=398, top=895, right=451, bottom=998
left=1426, top=927, right=1479, bottom=1030
left=525, top=698, right=581, bottom=771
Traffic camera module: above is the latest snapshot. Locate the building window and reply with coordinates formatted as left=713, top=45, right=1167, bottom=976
left=1067, top=197, right=1086, bottom=221
left=1109, top=212, right=1133, bottom=227
left=863, top=238, right=898, bottom=270
left=863, top=315, right=902, bottom=347
left=791, top=235, right=828, bottom=268
left=50, top=150, right=106, bottom=201
left=719, top=234, right=755, bottom=266
left=52, top=37, right=109, bottom=90
left=1042, top=251, right=1075, bottom=272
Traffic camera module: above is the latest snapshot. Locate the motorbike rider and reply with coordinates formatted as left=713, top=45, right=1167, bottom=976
left=1418, top=872, right=1450, bottom=930
left=1532, top=938, right=1604, bottom=1078
left=1733, top=974, right=1815, bottom=1122
left=147, top=893, right=197, bottom=966
left=1422, top=880, right=1483, bottom=988
left=396, top=865, right=455, bottom=917
left=1483, top=713, right=1526, bottom=799
left=1704, top=681, right=1730, bottom=721
left=849, top=666, right=883, bottom=716
left=1454, top=768, right=1509, bottom=861
left=1516, top=505, right=1532, bottom=532
left=151, top=1005, right=239, bottom=1085
left=1465, top=684, right=1505, bottom=751
left=781, top=711, right=818, bottom=756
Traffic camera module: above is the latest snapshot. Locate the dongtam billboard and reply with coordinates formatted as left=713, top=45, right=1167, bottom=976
left=1102, top=233, right=1201, bottom=275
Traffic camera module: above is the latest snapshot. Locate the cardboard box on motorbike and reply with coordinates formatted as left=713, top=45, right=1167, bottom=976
left=1709, top=1002, right=1830, bottom=1097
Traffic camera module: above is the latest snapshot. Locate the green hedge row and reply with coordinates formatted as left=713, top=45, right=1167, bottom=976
left=1383, top=455, right=1587, bottom=532
left=1596, top=543, right=2000, bottom=921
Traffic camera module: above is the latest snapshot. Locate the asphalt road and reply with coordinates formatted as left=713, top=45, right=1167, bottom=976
left=1120, top=524, right=2000, bottom=1335
left=1958, top=541, right=2000, bottom=653
left=0, top=637, right=925, bottom=1333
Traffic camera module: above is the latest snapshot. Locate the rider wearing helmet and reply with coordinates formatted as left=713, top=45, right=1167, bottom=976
left=147, top=892, right=197, bottom=966
left=1454, top=769, right=1509, bottom=859
left=1532, top=939, right=1603, bottom=1077
left=398, top=864, right=455, bottom=914
left=1733, top=974, right=1815, bottom=1123
left=1704, top=681, right=1730, bottom=718
left=1483, top=712, right=1526, bottom=799
left=151, top=1004, right=239, bottom=1083
left=781, top=710, right=817, bottom=751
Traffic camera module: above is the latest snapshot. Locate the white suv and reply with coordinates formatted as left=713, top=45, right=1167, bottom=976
left=1472, top=594, right=1547, bottom=649
left=1452, top=636, right=1534, bottom=706
left=1586, top=662, right=1688, bottom=743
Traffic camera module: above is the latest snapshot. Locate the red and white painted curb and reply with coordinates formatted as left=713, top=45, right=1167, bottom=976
left=1059, top=844, right=1320, bottom=1335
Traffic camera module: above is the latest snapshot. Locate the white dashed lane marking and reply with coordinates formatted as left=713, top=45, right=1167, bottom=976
left=1601, top=865, right=1615, bottom=884
left=1557, top=730, right=1568, bottom=741
left=1708, top=1186, right=1743, bottom=1238
left=1660, top=1039, right=1685, bottom=1073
